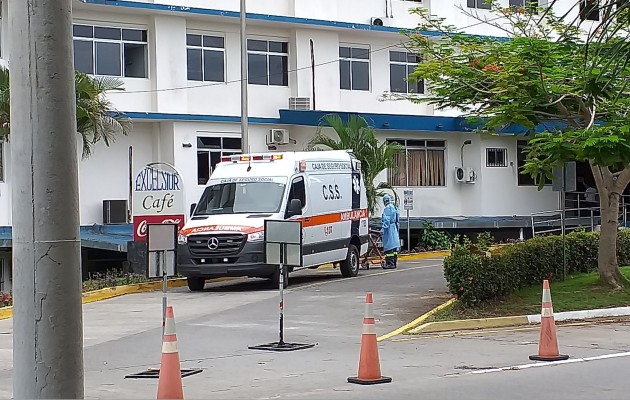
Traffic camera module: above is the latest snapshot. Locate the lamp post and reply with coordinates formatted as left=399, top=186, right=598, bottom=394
left=240, top=0, right=249, bottom=153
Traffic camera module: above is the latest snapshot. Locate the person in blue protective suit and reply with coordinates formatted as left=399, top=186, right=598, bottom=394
left=381, top=194, right=400, bottom=269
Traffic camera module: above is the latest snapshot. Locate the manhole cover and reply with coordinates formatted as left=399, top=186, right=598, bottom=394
left=125, top=368, right=203, bottom=379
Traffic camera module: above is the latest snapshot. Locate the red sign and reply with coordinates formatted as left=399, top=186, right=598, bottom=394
left=133, top=214, right=185, bottom=242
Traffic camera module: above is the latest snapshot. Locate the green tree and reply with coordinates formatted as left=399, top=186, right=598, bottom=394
left=0, top=66, right=130, bottom=158
left=404, top=0, right=630, bottom=288
left=307, top=114, right=404, bottom=214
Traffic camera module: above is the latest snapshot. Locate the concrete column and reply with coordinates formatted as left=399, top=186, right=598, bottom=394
left=9, top=0, right=84, bottom=398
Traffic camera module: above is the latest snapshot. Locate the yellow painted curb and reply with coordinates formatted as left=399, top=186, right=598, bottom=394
left=408, top=315, right=530, bottom=334
left=0, top=277, right=240, bottom=321
left=398, top=250, right=451, bottom=260
left=377, top=298, right=456, bottom=342
left=316, top=250, right=449, bottom=271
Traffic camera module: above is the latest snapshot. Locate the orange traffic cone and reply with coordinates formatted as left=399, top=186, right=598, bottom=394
left=347, top=293, right=392, bottom=385
left=529, top=280, right=569, bottom=362
left=157, top=306, right=184, bottom=399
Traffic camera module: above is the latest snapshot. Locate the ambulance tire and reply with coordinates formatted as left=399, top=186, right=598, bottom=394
left=340, top=244, right=360, bottom=278
left=269, top=265, right=289, bottom=289
left=187, top=277, right=206, bottom=292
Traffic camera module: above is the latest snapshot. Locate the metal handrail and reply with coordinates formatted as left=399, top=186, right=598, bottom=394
left=531, top=203, right=629, bottom=237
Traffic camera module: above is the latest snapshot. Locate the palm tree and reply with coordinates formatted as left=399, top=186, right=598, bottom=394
left=307, top=113, right=404, bottom=214
left=0, top=66, right=130, bottom=158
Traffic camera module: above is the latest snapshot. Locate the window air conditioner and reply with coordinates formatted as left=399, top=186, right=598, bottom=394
left=103, top=199, right=128, bottom=224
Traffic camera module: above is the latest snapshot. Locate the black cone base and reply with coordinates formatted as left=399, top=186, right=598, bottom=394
left=249, top=341, right=315, bottom=352
left=529, top=354, right=569, bottom=362
left=347, top=376, right=393, bottom=385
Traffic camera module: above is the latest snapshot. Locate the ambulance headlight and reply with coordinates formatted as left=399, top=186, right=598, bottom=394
left=177, top=234, right=188, bottom=245
left=248, top=231, right=265, bottom=242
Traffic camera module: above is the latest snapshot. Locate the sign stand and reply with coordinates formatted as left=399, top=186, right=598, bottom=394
left=146, top=223, right=178, bottom=328
left=249, top=220, right=314, bottom=352
left=403, top=190, right=414, bottom=253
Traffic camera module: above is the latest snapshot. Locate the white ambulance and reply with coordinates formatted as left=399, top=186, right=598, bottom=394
left=177, top=150, right=369, bottom=291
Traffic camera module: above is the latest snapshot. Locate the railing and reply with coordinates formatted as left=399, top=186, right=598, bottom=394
left=531, top=191, right=630, bottom=237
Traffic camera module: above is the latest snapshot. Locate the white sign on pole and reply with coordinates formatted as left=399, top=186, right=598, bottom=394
left=403, top=190, right=414, bottom=211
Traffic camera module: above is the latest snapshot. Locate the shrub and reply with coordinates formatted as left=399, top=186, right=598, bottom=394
left=0, top=291, right=11, bottom=307
left=416, top=221, right=450, bottom=251
left=444, top=229, right=630, bottom=307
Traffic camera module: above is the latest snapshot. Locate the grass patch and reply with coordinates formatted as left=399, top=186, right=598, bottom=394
left=429, top=266, right=630, bottom=322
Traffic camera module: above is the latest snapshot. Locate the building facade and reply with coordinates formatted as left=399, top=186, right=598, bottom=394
left=0, top=0, right=606, bottom=287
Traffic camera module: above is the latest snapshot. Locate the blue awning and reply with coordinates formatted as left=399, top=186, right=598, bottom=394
left=0, top=225, right=133, bottom=252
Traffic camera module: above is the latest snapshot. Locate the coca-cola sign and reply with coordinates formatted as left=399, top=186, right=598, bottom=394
left=133, top=215, right=185, bottom=242
left=132, top=162, right=186, bottom=242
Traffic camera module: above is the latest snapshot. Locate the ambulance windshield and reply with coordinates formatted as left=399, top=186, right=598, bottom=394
left=194, top=179, right=286, bottom=215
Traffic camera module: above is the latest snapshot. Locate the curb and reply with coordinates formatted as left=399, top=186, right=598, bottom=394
left=0, top=277, right=239, bottom=321
left=408, top=305, right=630, bottom=334
left=377, top=298, right=456, bottom=342
left=319, top=250, right=450, bottom=270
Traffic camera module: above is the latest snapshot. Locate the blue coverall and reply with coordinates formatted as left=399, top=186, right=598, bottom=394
left=381, top=197, right=400, bottom=269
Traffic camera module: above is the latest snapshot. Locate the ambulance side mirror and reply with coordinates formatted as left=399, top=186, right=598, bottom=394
left=189, top=203, right=197, bottom=217
left=287, top=199, right=303, bottom=217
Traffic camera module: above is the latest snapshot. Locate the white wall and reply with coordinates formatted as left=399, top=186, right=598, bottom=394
left=78, top=123, right=155, bottom=224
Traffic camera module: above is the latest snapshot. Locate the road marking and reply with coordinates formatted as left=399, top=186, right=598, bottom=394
left=460, top=351, right=630, bottom=376
left=287, top=264, right=443, bottom=293
left=378, top=298, right=455, bottom=342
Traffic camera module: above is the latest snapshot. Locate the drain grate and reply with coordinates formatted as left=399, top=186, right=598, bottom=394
left=125, top=368, right=203, bottom=379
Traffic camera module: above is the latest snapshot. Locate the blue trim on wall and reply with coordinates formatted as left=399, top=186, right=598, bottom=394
left=120, top=111, right=281, bottom=124
left=80, top=0, right=451, bottom=37
left=118, top=110, right=563, bottom=135
left=278, top=109, right=564, bottom=134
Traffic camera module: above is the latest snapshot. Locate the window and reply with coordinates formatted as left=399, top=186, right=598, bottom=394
left=389, top=51, right=424, bottom=94
left=388, top=139, right=446, bottom=187
left=73, top=24, right=148, bottom=78
left=0, top=141, right=4, bottom=183
left=247, top=39, right=288, bottom=86
left=486, top=148, right=508, bottom=167
left=339, top=45, right=370, bottom=91
left=580, top=0, right=600, bottom=21
left=186, top=34, right=225, bottom=82
left=517, top=140, right=550, bottom=186
left=197, top=136, right=242, bottom=185
left=194, top=181, right=286, bottom=215
left=287, top=176, right=307, bottom=212
left=467, top=0, right=491, bottom=9
left=509, top=0, right=539, bottom=12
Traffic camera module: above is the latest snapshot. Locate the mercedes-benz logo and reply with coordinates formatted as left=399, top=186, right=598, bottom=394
left=207, top=237, right=220, bottom=250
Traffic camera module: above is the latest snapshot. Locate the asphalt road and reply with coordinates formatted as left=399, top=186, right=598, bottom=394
left=0, top=258, right=449, bottom=399
left=1, top=259, right=629, bottom=399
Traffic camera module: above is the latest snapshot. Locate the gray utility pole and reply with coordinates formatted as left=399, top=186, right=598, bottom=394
left=9, top=0, right=84, bottom=398
left=240, top=0, right=249, bottom=153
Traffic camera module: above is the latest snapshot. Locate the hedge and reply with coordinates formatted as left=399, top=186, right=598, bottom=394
left=443, top=229, right=630, bottom=307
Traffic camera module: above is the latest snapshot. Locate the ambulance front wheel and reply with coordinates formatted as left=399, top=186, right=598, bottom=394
left=340, top=244, right=360, bottom=278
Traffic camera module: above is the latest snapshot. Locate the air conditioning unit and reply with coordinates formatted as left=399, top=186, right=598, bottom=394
left=267, top=129, right=290, bottom=145
left=455, top=167, right=477, bottom=184
left=371, top=17, right=393, bottom=26
left=289, top=97, right=311, bottom=110
left=103, top=199, right=128, bottom=224
left=371, top=17, right=385, bottom=26
left=466, top=168, right=477, bottom=183
left=455, top=167, right=466, bottom=183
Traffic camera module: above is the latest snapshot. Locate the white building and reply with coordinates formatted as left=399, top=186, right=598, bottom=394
left=0, top=0, right=607, bottom=287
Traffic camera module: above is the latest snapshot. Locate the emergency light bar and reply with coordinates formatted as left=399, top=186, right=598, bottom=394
left=221, top=154, right=283, bottom=163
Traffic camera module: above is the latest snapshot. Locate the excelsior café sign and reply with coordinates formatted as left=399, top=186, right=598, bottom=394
left=132, top=162, right=185, bottom=241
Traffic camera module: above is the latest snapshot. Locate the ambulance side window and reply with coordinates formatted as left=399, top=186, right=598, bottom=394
left=288, top=176, right=306, bottom=211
